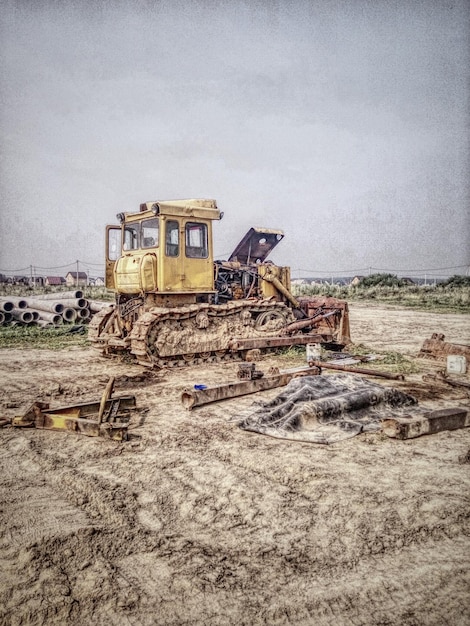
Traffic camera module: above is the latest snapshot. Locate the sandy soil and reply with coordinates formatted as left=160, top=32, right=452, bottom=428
left=0, top=303, right=469, bottom=626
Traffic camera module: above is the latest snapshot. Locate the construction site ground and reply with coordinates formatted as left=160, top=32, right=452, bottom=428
left=1, top=302, right=469, bottom=625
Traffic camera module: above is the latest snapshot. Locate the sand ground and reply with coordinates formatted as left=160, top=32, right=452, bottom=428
left=0, top=303, right=469, bottom=625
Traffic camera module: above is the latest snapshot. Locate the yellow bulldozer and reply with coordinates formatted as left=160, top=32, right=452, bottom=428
left=89, top=199, right=351, bottom=367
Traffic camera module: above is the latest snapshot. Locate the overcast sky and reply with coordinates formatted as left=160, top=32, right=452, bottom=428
left=0, top=0, right=469, bottom=278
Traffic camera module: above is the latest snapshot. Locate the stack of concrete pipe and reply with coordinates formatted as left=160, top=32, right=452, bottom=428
left=0, top=290, right=111, bottom=328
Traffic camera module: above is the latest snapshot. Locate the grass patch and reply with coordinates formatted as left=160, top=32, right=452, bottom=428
left=368, top=351, right=419, bottom=375
left=0, top=325, right=89, bottom=349
left=293, top=282, right=470, bottom=314
left=276, top=343, right=419, bottom=376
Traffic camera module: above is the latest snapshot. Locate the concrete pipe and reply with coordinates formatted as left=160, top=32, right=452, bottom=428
left=24, top=300, right=64, bottom=314
left=29, top=290, right=84, bottom=300
left=36, top=320, right=55, bottom=328
left=33, top=311, right=63, bottom=325
left=89, top=301, right=114, bottom=313
left=11, top=309, right=33, bottom=323
left=62, top=307, right=77, bottom=322
left=77, top=308, right=91, bottom=320
left=1, top=296, right=27, bottom=309
left=0, top=300, right=14, bottom=312
left=65, top=298, right=88, bottom=309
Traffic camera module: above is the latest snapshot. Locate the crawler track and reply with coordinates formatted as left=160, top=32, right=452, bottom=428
left=89, top=300, right=295, bottom=368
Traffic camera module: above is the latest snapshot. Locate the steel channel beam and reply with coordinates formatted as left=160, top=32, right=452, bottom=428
left=308, top=360, right=405, bottom=380
left=182, top=366, right=320, bottom=410
left=229, top=334, right=331, bottom=351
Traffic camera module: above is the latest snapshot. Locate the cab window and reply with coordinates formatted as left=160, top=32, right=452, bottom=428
left=107, top=227, right=121, bottom=261
left=185, top=223, right=208, bottom=258
left=166, top=220, right=179, bottom=257
left=142, top=218, right=159, bottom=248
left=123, top=224, right=139, bottom=250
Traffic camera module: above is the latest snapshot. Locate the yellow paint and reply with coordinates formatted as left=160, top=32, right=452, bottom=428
left=258, top=264, right=292, bottom=299
left=45, top=414, right=72, bottom=430
left=113, top=212, right=217, bottom=295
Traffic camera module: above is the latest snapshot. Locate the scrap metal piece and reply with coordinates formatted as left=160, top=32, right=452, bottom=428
left=423, top=372, right=470, bottom=389
left=307, top=360, right=405, bottom=380
left=237, top=363, right=264, bottom=380
left=229, top=334, right=332, bottom=351
left=182, top=365, right=320, bottom=410
left=382, top=407, right=469, bottom=439
left=12, top=387, right=136, bottom=441
left=419, top=333, right=470, bottom=360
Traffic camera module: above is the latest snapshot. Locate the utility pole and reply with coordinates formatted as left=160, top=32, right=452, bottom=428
left=76, top=260, right=79, bottom=287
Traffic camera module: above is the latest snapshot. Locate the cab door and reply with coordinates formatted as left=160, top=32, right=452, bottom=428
left=159, top=217, right=185, bottom=291
left=105, top=225, right=121, bottom=290
left=181, top=220, right=213, bottom=291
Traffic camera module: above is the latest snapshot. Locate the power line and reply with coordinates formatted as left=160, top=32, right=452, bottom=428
left=293, top=264, right=469, bottom=276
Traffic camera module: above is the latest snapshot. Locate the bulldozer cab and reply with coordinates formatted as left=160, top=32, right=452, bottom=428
left=106, top=199, right=222, bottom=295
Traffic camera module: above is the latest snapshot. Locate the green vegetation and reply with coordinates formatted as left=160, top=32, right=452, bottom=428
left=278, top=344, right=419, bottom=375
left=358, top=273, right=411, bottom=288
left=0, top=325, right=89, bottom=349
left=439, top=275, right=470, bottom=288
left=293, top=274, right=470, bottom=313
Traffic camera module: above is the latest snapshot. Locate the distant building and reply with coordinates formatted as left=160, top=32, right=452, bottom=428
left=45, top=276, right=66, bottom=286
left=66, top=271, right=88, bottom=287
left=11, top=276, right=29, bottom=285
left=350, top=276, right=365, bottom=286
left=93, top=277, right=105, bottom=286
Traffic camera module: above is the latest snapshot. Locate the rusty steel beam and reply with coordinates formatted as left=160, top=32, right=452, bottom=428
left=382, top=407, right=469, bottom=439
left=182, top=365, right=320, bottom=410
left=308, top=360, right=405, bottom=380
left=282, top=310, right=339, bottom=334
left=229, top=334, right=331, bottom=351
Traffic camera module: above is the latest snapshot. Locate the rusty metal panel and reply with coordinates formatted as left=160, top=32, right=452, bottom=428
left=228, top=228, right=284, bottom=263
left=419, top=333, right=470, bottom=360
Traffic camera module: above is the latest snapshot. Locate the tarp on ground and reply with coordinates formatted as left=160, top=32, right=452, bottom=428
left=239, top=374, right=418, bottom=444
